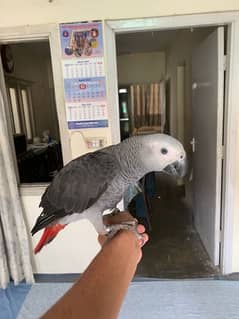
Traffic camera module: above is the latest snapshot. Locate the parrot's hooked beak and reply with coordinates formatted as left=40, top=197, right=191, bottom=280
left=163, top=156, right=187, bottom=178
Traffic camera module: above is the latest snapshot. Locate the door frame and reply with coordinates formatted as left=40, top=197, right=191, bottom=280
left=104, top=11, right=239, bottom=274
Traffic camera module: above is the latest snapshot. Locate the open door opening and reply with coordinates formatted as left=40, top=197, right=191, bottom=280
left=0, top=40, right=63, bottom=184
left=115, top=25, right=226, bottom=278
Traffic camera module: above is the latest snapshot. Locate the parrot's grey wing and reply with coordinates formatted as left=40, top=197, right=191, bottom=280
left=44, top=150, right=119, bottom=213
left=31, top=149, right=119, bottom=235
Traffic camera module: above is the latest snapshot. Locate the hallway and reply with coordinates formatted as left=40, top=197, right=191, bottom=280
left=136, top=175, right=218, bottom=278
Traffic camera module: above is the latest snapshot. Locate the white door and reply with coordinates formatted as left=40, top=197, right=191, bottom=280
left=191, top=27, right=224, bottom=265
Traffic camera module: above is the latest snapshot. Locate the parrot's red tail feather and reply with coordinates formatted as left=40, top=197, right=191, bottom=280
left=34, top=224, right=67, bottom=254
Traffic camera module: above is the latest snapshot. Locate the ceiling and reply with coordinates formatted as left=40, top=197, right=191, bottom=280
left=116, top=29, right=181, bottom=55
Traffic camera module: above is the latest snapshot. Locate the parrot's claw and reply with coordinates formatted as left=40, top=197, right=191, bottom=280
left=103, top=210, right=143, bottom=242
left=109, top=207, right=121, bottom=216
left=105, top=219, right=143, bottom=241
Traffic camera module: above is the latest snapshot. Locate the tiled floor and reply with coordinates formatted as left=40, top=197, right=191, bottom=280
left=18, top=281, right=239, bottom=319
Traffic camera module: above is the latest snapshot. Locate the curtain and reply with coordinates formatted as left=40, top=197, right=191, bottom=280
left=130, top=81, right=166, bottom=133
left=0, top=90, right=34, bottom=289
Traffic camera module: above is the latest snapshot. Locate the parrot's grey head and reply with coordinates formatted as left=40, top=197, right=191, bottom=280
left=139, top=133, right=187, bottom=177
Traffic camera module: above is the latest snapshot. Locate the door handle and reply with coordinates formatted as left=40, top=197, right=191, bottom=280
left=190, top=137, right=197, bottom=153
left=192, top=82, right=198, bottom=90
left=192, top=82, right=211, bottom=90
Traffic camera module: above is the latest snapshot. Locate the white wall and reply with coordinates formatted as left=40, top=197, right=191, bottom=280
left=232, top=147, right=239, bottom=271
left=0, top=1, right=238, bottom=28
left=0, top=1, right=239, bottom=273
left=69, top=128, right=112, bottom=159
left=117, top=52, right=166, bottom=85
left=21, top=195, right=100, bottom=273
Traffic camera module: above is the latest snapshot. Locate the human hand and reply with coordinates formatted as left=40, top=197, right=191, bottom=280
left=98, top=223, right=149, bottom=247
left=98, top=211, right=149, bottom=259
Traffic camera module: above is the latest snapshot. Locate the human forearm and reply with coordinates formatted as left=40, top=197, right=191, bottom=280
left=41, top=230, right=142, bottom=319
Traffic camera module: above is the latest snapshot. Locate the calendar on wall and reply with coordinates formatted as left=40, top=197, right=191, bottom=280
left=64, top=77, right=106, bottom=103
left=62, top=58, right=105, bottom=79
left=60, top=21, right=108, bottom=129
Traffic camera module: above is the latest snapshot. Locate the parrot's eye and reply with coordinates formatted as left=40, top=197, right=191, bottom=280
left=161, top=148, right=168, bottom=155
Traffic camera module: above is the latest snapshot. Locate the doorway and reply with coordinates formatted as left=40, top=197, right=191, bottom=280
left=116, top=26, right=222, bottom=278
left=0, top=40, right=63, bottom=183
left=105, top=12, right=239, bottom=276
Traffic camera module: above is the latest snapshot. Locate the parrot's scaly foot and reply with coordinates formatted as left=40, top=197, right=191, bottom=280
left=105, top=219, right=143, bottom=241
left=103, top=210, right=144, bottom=241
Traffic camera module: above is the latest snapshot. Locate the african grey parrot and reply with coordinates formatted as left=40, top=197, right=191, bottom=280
left=31, top=133, right=187, bottom=253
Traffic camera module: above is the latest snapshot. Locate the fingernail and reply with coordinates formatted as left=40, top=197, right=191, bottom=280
left=139, top=237, right=145, bottom=246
